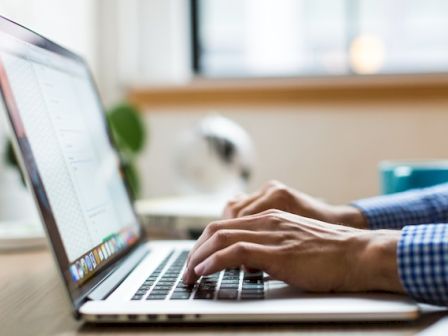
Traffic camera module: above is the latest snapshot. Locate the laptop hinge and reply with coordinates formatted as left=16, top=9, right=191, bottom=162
left=87, top=244, right=149, bottom=301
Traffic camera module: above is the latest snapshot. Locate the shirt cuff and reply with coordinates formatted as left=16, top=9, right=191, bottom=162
left=352, top=186, right=448, bottom=230
left=398, top=224, right=448, bottom=306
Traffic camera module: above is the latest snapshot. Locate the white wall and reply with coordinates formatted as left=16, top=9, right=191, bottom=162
left=95, top=0, right=191, bottom=106
left=138, top=99, right=448, bottom=204
left=0, top=1, right=97, bottom=166
left=0, top=0, right=97, bottom=73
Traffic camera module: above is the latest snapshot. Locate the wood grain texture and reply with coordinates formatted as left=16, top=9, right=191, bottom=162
left=0, top=248, right=445, bottom=335
left=128, top=75, right=448, bottom=109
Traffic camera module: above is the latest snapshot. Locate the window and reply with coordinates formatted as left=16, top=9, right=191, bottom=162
left=192, top=0, right=448, bottom=78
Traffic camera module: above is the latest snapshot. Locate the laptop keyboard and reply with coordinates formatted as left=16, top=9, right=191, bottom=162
left=131, top=250, right=265, bottom=301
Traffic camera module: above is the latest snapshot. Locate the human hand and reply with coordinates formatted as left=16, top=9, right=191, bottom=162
left=224, top=180, right=367, bottom=229
left=183, top=209, right=404, bottom=294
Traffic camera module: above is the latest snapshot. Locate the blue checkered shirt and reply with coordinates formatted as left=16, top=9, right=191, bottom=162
left=353, top=183, right=448, bottom=306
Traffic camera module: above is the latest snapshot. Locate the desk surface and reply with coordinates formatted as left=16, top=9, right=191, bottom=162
left=1, top=246, right=447, bottom=336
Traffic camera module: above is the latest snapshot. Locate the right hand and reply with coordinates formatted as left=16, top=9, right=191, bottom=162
left=184, top=209, right=402, bottom=293
left=223, top=180, right=367, bottom=229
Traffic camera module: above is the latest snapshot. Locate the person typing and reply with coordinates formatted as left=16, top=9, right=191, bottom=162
left=183, top=180, right=448, bottom=306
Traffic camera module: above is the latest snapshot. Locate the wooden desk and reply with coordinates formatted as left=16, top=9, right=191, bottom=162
left=1, top=247, right=446, bottom=336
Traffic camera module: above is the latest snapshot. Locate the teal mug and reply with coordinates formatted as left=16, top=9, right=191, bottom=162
left=380, top=160, right=448, bottom=194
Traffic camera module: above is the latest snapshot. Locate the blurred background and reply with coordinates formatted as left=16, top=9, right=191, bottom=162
left=1, top=0, right=448, bottom=204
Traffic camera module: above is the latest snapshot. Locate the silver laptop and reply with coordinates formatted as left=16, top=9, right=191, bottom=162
left=0, top=15, right=419, bottom=323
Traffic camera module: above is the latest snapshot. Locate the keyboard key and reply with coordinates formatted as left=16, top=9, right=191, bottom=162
left=151, top=289, right=169, bottom=294
left=174, top=289, right=194, bottom=294
left=242, top=284, right=264, bottom=290
left=243, top=271, right=263, bottom=280
left=198, top=288, right=216, bottom=293
left=219, top=283, right=239, bottom=289
left=194, top=292, right=214, bottom=300
left=132, top=250, right=207, bottom=302
left=153, top=285, right=172, bottom=290
left=241, top=295, right=264, bottom=300
left=241, top=289, right=264, bottom=296
left=198, top=284, right=216, bottom=290
left=221, top=279, right=239, bottom=284
left=203, top=275, right=219, bottom=279
left=217, top=289, right=238, bottom=300
left=156, top=282, right=175, bottom=287
left=243, top=277, right=262, bottom=282
left=171, top=293, right=191, bottom=300
left=146, top=295, right=166, bottom=300
left=242, top=285, right=264, bottom=290
left=174, top=288, right=193, bottom=293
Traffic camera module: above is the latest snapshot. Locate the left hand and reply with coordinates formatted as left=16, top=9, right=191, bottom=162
left=183, top=210, right=404, bottom=294
left=223, top=180, right=367, bottom=229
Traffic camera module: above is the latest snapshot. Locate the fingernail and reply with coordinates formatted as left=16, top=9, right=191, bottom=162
left=194, top=262, right=206, bottom=275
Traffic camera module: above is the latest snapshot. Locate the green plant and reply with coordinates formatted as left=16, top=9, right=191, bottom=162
left=3, top=102, right=147, bottom=199
left=4, top=139, right=18, bottom=167
left=107, top=102, right=147, bottom=199
left=4, top=140, right=25, bottom=185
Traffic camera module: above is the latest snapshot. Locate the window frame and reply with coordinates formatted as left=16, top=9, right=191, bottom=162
left=190, top=0, right=201, bottom=75
left=190, top=0, right=448, bottom=79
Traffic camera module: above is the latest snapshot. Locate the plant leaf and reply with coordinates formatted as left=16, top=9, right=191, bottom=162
left=107, top=103, right=146, bottom=154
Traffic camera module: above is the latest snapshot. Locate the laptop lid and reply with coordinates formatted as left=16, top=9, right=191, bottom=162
left=0, top=16, right=145, bottom=310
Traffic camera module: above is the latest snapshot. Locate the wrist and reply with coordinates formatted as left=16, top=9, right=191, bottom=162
left=351, top=230, right=404, bottom=293
left=334, top=205, right=368, bottom=229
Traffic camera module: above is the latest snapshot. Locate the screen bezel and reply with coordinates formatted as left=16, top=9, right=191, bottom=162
left=0, top=15, right=146, bottom=311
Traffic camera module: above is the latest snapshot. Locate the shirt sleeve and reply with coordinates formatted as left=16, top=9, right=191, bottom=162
left=352, top=183, right=448, bottom=230
left=398, top=224, right=448, bottom=306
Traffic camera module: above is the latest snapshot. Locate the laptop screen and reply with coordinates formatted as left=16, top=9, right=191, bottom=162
left=0, top=17, right=142, bottom=300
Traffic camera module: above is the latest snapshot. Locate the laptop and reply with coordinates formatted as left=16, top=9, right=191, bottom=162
left=0, top=15, right=419, bottom=323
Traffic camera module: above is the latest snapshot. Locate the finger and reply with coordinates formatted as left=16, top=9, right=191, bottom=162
left=242, top=265, right=259, bottom=273
left=186, top=211, right=281, bottom=266
left=184, top=229, right=281, bottom=283
left=193, top=242, right=275, bottom=279
left=224, top=190, right=264, bottom=218
left=222, top=193, right=247, bottom=218
left=187, top=214, right=260, bottom=267
left=237, top=188, right=279, bottom=217
left=224, top=181, right=278, bottom=218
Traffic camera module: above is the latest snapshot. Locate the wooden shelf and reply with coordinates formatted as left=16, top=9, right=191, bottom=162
left=128, top=74, right=448, bottom=109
